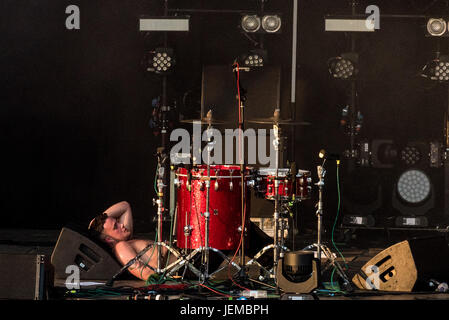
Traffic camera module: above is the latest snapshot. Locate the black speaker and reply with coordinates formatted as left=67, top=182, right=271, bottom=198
left=0, top=254, right=50, bottom=300
left=201, top=65, right=281, bottom=123
left=51, top=227, right=121, bottom=281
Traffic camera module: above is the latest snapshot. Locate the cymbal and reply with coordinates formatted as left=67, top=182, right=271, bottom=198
left=246, top=117, right=311, bottom=126
left=179, top=118, right=230, bottom=125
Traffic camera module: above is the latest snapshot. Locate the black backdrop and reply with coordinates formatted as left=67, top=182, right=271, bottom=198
left=1, top=0, right=448, bottom=232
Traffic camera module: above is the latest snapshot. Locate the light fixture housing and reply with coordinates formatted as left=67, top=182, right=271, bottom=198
left=241, top=15, right=261, bottom=33
left=396, top=169, right=431, bottom=204
left=392, top=169, right=435, bottom=223
left=328, top=52, right=359, bottom=80
left=145, top=48, right=176, bottom=75
left=426, top=18, right=447, bottom=36
left=421, top=55, right=449, bottom=81
left=240, top=13, right=282, bottom=34
left=261, top=14, right=282, bottom=33
left=238, top=49, right=268, bottom=69
left=139, top=16, right=190, bottom=32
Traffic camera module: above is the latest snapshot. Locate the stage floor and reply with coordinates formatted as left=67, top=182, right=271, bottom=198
left=1, top=228, right=449, bottom=301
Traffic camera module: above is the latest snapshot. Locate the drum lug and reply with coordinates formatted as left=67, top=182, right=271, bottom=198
left=183, top=225, right=193, bottom=236
left=174, top=178, right=181, bottom=188
left=247, top=179, right=255, bottom=188
left=229, top=181, right=233, bottom=191
left=214, top=181, right=219, bottom=191
left=200, top=181, right=205, bottom=191
left=214, top=209, right=218, bottom=216
left=237, top=226, right=247, bottom=234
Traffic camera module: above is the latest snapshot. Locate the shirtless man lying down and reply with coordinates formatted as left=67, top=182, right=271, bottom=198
left=88, top=201, right=176, bottom=281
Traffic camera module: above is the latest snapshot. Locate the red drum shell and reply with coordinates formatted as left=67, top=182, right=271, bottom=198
left=175, top=165, right=251, bottom=250
left=256, top=168, right=312, bottom=201
left=296, top=170, right=312, bottom=200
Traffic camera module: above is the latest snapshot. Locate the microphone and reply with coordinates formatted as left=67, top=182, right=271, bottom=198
left=318, top=149, right=340, bottom=161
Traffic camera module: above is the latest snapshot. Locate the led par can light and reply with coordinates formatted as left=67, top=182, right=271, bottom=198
left=239, top=49, right=267, bottom=68
left=146, top=48, right=176, bottom=75
left=328, top=52, right=358, bottom=80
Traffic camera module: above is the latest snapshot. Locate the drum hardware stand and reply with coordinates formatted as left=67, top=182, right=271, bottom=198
left=233, top=63, right=248, bottom=270
left=105, top=240, right=198, bottom=287
left=178, top=111, right=243, bottom=283
left=245, top=111, right=289, bottom=288
left=302, top=160, right=352, bottom=291
left=272, top=112, right=284, bottom=289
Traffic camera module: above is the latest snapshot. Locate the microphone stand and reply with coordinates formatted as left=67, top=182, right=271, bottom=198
left=302, top=156, right=352, bottom=291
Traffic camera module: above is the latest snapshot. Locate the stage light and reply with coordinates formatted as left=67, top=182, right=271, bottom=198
left=421, top=56, right=449, bottom=81
left=145, top=48, right=176, bottom=75
left=240, top=14, right=282, bottom=34
left=400, top=146, right=421, bottom=166
left=241, top=15, right=261, bottom=33
left=139, top=16, right=190, bottom=32
left=392, top=169, right=435, bottom=225
left=371, top=139, right=399, bottom=168
left=396, top=169, right=431, bottom=204
left=237, top=49, right=267, bottom=69
left=328, top=52, right=358, bottom=80
left=427, top=18, right=447, bottom=36
left=341, top=167, right=382, bottom=228
left=325, top=16, right=376, bottom=32
left=261, top=15, right=282, bottom=33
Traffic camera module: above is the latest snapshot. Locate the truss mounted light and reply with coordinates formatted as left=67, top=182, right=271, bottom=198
left=238, top=49, right=267, bottom=69
left=241, top=15, right=261, bottom=33
left=421, top=55, right=449, bottom=81
left=426, top=18, right=447, bottom=36
left=240, top=13, right=282, bottom=34
left=139, top=16, right=190, bottom=32
left=144, top=48, right=176, bottom=75
left=261, top=15, right=282, bottom=33
left=328, top=52, right=359, bottom=80
left=325, top=15, right=376, bottom=32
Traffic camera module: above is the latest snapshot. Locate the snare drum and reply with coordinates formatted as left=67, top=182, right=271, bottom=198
left=256, top=168, right=312, bottom=201
left=175, top=165, right=252, bottom=250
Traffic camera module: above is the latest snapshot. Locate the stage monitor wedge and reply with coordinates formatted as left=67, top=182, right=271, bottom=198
left=352, top=237, right=449, bottom=292
left=51, top=227, right=122, bottom=281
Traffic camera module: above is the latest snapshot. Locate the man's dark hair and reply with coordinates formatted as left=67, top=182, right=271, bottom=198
left=88, top=213, right=108, bottom=238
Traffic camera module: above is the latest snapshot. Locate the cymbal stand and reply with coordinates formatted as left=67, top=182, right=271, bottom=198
left=201, top=121, right=213, bottom=280
left=246, top=118, right=289, bottom=285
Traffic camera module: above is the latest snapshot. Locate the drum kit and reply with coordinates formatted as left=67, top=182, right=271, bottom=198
left=128, top=105, right=352, bottom=292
